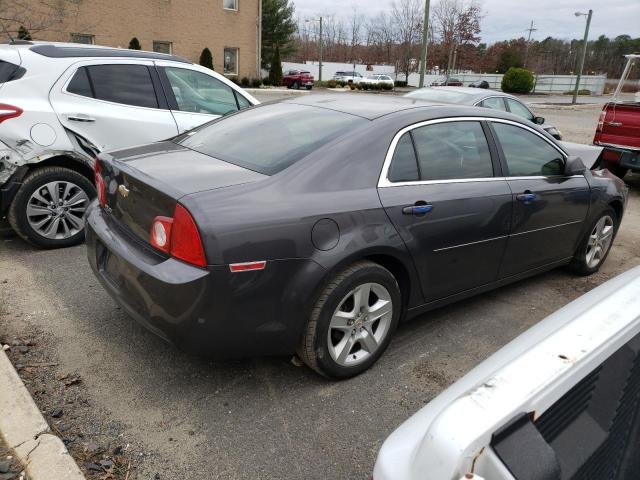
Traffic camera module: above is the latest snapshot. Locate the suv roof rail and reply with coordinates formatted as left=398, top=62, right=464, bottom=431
left=29, top=44, right=191, bottom=64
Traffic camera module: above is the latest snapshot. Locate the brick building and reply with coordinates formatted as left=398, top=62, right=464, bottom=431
left=19, top=0, right=261, bottom=79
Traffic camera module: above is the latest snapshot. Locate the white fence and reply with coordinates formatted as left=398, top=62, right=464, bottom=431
left=398, top=72, right=607, bottom=94
left=282, top=61, right=395, bottom=80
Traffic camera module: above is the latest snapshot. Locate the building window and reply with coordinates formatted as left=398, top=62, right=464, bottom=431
left=70, top=33, right=94, bottom=44
left=153, top=41, right=172, bottom=54
left=223, top=0, right=238, bottom=10
left=224, top=48, right=238, bottom=75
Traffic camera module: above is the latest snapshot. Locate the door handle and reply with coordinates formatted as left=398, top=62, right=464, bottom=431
left=516, top=191, right=537, bottom=205
left=605, top=121, right=622, bottom=127
left=402, top=203, right=433, bottom=215
left=67, top=114, right=96, bottom=122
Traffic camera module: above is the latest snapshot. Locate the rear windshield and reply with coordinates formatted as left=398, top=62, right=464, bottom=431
left=0, top=60, right=25, bottom=83
left=177, top=103, right=366, bottom=175
left=405, top=88, right=474, bottom=104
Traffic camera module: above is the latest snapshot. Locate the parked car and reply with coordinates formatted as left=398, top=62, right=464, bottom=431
left=0, top=41, right=258, bottom=248
left=282, top=69, right=314, bottom=90
left=469, top=79, right=490, bottom=88
left=374, top=265, right=640, bottom=480
left=361, top=74, right=394, bottom=88
left=431, top=76, right=463, bottom=86
left=405, top=86, right=563, bottom=139
left=333, top=71, right=364, bottom=84
left=593, top=54, right=640, bottom=179
left=86, top=95, right=627, bottom=379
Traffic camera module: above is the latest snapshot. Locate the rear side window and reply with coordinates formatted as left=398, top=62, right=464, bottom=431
left=68, top=65, right=159, bottom=108
left=492, top=122, right=564, bottom=176
left=67, top=67, right=93, bottom=97
left=0, top=60, right=25, bottom=83
left=411, top=121, right=493, bottom=180
left=178, top=103, right=366, bottom=175
left=164, top=67, right=237, bottom=115
left=506, top=98, right=534, bottom=121
left=481, top=97, right=507, bottom=111
left=388, top=133, right=419, bottom=182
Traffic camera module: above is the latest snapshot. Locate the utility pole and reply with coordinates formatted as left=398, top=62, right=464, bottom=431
left=573, top=9, right=592, bottom=105
left=418, top=0, right=431, bottom=88
left=305, top=17, right=324, bottom=82
left=523, top=20, right=537, bottom=68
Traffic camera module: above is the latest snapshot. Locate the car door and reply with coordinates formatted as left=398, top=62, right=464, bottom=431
left=50, top=60, right=179, bottom=152
left=489, top=120, right=590, bottom=277
left=378, top=119, right=513, bottom=302
left=156, top=64, right=255, bottom=133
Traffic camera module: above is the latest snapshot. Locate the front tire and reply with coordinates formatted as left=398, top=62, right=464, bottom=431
left=298, top=261, right=401, bottom=379
left=8, top=166, right=95, bottom=249
left=293, top=81, right=300, bottom=90
left=568, top=208, right=618, bottom=276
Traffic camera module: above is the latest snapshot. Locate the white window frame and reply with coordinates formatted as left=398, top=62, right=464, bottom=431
left=223, top=47, right=239, bottom=76
left=153, top=41, right=173, bottom=55
left=70, top=33, right=95, bottom=45
left=223, top=0, right=238, bottom=11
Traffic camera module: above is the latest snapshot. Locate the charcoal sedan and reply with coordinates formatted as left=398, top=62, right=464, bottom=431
left=85, top=95, right=628, bottom=379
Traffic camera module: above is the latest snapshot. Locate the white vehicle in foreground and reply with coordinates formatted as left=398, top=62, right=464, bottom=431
left=374, top=266, right=640, bottom=480
left=0, top=41, right=258, bottom=248
left=361, top=74, right=394, bottom=88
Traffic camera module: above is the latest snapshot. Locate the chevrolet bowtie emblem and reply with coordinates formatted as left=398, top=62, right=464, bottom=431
left=118, top=184, right=130, bottom=198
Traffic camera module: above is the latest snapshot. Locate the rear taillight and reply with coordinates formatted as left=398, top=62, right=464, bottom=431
left=0, top=103, right=22, bottom=124
left=94, top=157, right=106, bottom=208
left=150, top=204, right=207, bottom=267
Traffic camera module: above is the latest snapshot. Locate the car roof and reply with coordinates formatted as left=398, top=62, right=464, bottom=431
left=2, top=41, right=191, bottom=64
left=429, top=86, right=515, bottom=100
left=281, top=94, right=442, bottom=120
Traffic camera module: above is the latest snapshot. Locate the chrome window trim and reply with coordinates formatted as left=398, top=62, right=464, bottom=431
left=378, top=116, right=568, bottom=188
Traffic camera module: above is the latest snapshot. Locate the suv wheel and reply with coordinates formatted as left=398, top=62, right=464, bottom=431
left=298, top=261, right=401, bottom=379
left=568, top=208, right=618, bottom=276
left=8, top=166, right=95, bottom=248
left=292, top=81, right=300, bottom=89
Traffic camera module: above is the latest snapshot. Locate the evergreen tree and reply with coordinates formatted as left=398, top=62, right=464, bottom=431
left=261, top=0, right=296, bottom=70
left=18, top=26, right=32, bottom=41
left=268, top=46, right=283, bottom=86
left=128, top=37, right=141, bottom=50
left=199, top=48, right=214, bottom=70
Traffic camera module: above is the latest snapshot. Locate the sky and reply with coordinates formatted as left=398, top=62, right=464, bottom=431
left=292, top=0, right=640, bottom=45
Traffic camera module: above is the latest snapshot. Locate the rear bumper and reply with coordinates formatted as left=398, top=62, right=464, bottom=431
left=598, top=144, right=640, bottom=171
left=85, top=201, right=326, bottom=358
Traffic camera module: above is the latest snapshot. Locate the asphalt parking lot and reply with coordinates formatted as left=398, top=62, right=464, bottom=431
left=1, top=91, right=639, bottom=479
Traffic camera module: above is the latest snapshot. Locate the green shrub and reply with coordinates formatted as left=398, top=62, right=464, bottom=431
left=394, top=80, right=407, bottom=87
left=18, top=26, right=32, bottom=41
left=199, top=47, right=213, bottom=69
left=240, top=77, right=250, bottom=87
left=356, top=83, right=364, bottom=90
left=262, top=77, right=272, bottom=86
left=251, top=78, right=262, bottom=88
left=229, top=77, right=240, bottom=85
left=563, top=89, right=591, bottom=96
left=327, top=79, right=338, bottom=88
left=337, top=80, right=346, bottom=88
left=501, top=67, right=534, bottom=94
left=382, top=83, right=393, bottom=91
left=349, top=84, right=356, bottom=90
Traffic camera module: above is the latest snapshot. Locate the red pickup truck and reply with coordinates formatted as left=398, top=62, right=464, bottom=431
left=593, top=54, right=640, bottom=178
left=282, top=70, right=314, bottom=90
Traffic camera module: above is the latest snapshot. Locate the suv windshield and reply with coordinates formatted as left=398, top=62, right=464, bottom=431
left=177, top=103, right=366, bottom=175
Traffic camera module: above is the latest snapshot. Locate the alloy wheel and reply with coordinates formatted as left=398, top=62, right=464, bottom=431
left=327, top=282, right=393, bottom=367
left=26, top=181, right=89, bottom=240
left=585, top=215, right=614, bottom=269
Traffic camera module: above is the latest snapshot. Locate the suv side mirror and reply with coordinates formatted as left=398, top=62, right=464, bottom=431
left=565, top=155, right=587, bottom=176
left=534, top=116, right=545, bottom=125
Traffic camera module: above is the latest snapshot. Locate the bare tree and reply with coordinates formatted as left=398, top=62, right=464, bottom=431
left=392, top=0, right=424, bottom=81
left=0, top=0, right=77, bottom=40
left=432, top=0, right=482, bottom=73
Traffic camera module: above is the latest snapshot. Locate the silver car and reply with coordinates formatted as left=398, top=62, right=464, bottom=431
left=0, top=41, right=258, bottom=248
left=405, top=86, right=562, bottom=140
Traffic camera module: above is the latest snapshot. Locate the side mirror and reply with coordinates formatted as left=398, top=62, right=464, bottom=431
left=565, top=155, right=587, bottom=176
left=534, top=116, right=545, bottom=125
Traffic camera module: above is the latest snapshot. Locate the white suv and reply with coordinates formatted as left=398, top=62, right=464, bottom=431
left=332, top=71, right=364, bottom=84
left=0, top=41, right=258, bottom=248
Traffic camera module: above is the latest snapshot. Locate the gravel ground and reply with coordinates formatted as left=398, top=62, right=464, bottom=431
left=1, top=98, right=639, bottom=479
left=0, top=436, right=24, bottom=480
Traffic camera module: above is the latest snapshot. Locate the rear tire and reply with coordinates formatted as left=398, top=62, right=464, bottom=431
left=568, top=207, right=618, bottom=276
left=8, top=166, right=95, bottom=249
left=298, top=261, right=401, bottom=379
left=293, top=81, right=300, bottom=90
left=601, top=160, right=628, bottom=179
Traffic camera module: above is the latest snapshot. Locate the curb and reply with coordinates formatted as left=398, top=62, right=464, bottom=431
left=0, top=349, right=85, bottom=479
